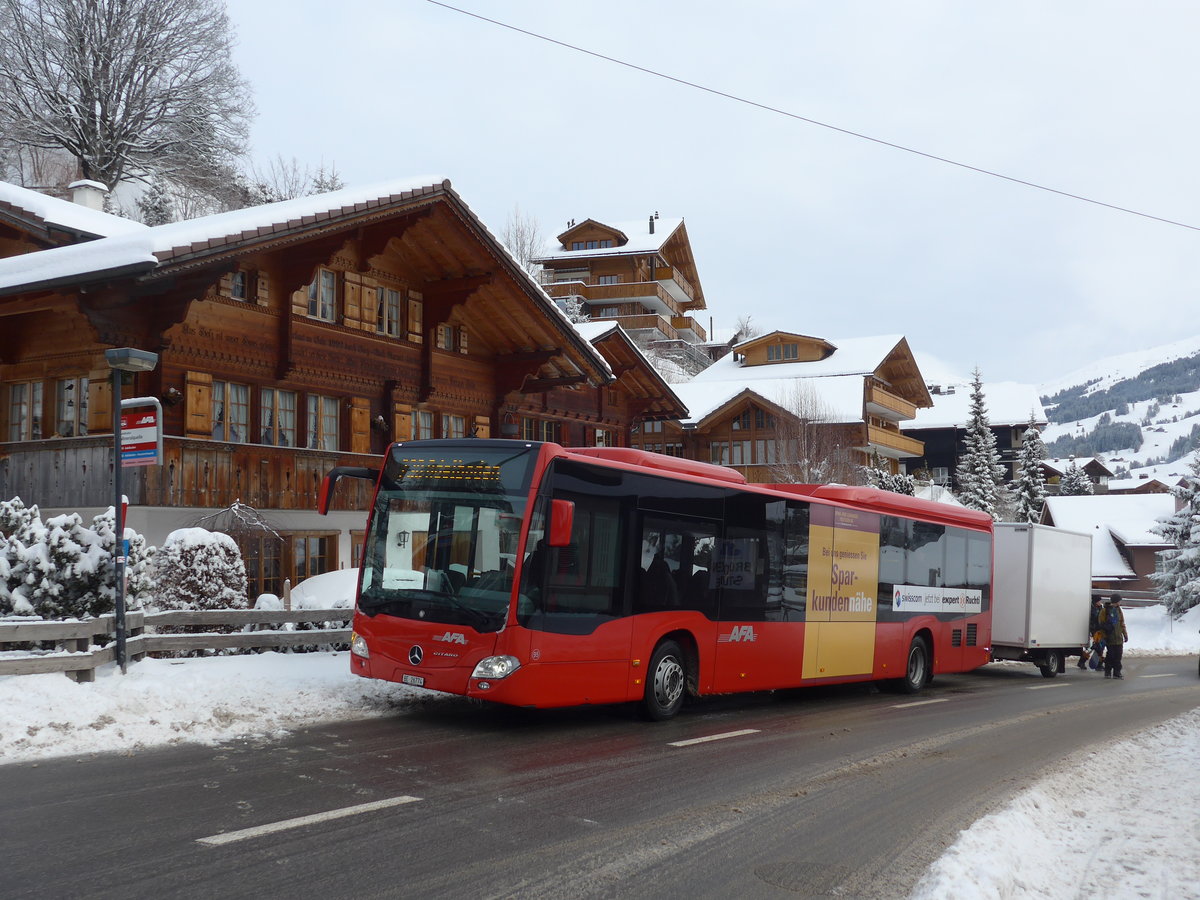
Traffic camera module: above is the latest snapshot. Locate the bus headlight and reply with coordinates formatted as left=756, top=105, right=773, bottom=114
left=350, top=632, right=370, bottom=659
left=471, top=655, right=520, bottom=680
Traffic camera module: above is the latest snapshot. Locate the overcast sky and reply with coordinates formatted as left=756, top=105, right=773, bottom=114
left=223, top=1, right=1200, bottom=387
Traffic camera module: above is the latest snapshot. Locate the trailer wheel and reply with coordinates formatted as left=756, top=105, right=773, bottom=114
left=642, top=639, right=686, bottom=721
left=1038, top=649, right=1062, bottom=679
left=898, top=636, right=930, bottom=694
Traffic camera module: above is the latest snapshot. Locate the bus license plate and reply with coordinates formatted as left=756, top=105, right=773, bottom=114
left=402, top=674, right=424, bottom=687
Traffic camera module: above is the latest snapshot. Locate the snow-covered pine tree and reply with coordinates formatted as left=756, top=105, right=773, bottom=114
left=862, top=453, right=916, bottom=495
left=1011, top=417, right=1049, bottom=523
left=1057, top=458, right=1094, bottom=496
left=27, top=513, right=107, bottom=619
left=954, top=369, right=1006, bottom=519
left=153, top=528, right=248, bottom=617
left=90, top=506, right=156, bottom=613
left=0, top=497, right=45, bottom=615
left=1150, top=453, right=1200, bottom=618
left=137, top=175, right=175, bottom=225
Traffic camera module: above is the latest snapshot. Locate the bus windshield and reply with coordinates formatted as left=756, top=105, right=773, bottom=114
left=357, top=443, right=538, bottom=632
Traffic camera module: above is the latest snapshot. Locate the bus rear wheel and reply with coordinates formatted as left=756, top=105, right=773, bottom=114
left=642, top=639, right=686, bottom=721
left=896, top=635, right=930, bottom=694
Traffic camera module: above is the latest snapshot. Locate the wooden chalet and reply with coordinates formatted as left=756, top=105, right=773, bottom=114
left=533, top=214, right=712, bottom=374
left=641, top=331, right=931, bottom=483
left=0, top=178, right=679, bottom=596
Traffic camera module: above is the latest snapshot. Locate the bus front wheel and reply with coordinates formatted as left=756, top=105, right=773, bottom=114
left=643, top=640, right=686, bottom=721
left=897, top=636, right=930, bottom=694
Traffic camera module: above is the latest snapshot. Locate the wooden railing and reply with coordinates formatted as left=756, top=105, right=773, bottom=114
left=0, top=608, right=351, bottom=682
left=866, top=424, right=925, bottom=457
left=865, top=384, right=918, bottom=420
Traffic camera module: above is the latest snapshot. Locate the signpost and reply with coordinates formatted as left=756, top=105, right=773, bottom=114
left=105, top=347, right=160, bottom=674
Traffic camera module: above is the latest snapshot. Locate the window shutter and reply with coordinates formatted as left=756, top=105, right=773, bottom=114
left=185, top=371, right=213, bottom=438
left=343, top=274, right=362, bottom=329
left=88, top=371, right=112, bottom=433
left=349, top=397, right=370, bottom=454
left=255, top=270, right=270, bottom=306
left=458, top=327, right=469, bottom=355
left=473, top=415, right=490, bottom=438
left=408, top=293, right=423, bottom=343
left=393, top=403, right=413, bottom=441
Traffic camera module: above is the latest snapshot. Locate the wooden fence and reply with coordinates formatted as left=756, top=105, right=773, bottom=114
left=0, top=609, right=351, bottom=683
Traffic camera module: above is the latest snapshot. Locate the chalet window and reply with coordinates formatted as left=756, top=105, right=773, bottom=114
left=230, top=270, right=252, bottom=302
left=376, top=287, right=403, bottom=337
left=597, top=275, right=620, bottom=285
left=55, top=377, right=88, bottom=437
left=642, top=420, right=663, bottom=433
left=730, top=440, right=751, bottom=465
left=240, top=531, right=338, bottom=598
left=522, top=417, right=560, bottom=443
left=306, top=269, right=338, bottom=321
left=442, top=414, right=466, bottom=439
left=731, top=410, right=751, bottom=431
left=435, top=324, right=467, bottom=352
left=594, top=428, right=613, bottom=447
left=261, top=388, right=297, bottom=446
left=597, top=307, right=619, bottom=317
left=414, top=409, right=434, bottom=440
left=572, top=240, right=611, bottom=250
left=710, top=441, right=729, bottom=465
left=664, top=442, right=684, bottom=457
left=767, top=343, right=800, bottom=361
left=212, top=381, right=249, bottom=443
left=7, top=381, right=43, bottom=441
left=306, top=394, right=340, bottom=451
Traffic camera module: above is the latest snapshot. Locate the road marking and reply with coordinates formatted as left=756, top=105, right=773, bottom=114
left=1028, top=683, right=1070, bottom=690
left=1140, top=674, right=1175, bottom=678
left=669, top=729, right=760, bottom=747
left=196, top=795, right=422, bottom=847
left=891, top=698, right=949, bottom=709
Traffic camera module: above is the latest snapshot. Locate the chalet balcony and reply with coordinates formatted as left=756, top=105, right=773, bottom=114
left=866, top=425, right=925, bottom=459
left=544, top=280, right=688, bottom=318
left=865, top=383, right=917, bottom=421
left=0, top=436, right=378, bottom=513
left=653, top=265, right=700, bottom=308
left=670, top=316, right=708, bottom=342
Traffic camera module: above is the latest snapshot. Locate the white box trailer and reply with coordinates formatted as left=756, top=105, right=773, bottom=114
left=991, top=522, right=1093, bottom=677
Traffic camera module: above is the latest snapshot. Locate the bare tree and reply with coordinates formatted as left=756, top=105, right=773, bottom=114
left=501, top=205, right=546, bottom=280
left=0, top=0, right=254, bottom=191
left=767, top=381, right=861, bottom=484
left=735, top=314, right=760, bottom=342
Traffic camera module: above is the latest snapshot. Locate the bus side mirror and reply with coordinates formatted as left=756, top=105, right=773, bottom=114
left=318, top=466, right=380, bottom=515
left=548, top=499, right=575, bottom=547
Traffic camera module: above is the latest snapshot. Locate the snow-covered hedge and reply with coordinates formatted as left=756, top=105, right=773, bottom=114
left=0, top=497, right=155, bottom=619
left=150, top=527, right=248, bottom=630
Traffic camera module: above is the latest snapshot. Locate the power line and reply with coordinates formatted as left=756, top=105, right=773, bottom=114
left=428, top=0, right=1200, bottom=234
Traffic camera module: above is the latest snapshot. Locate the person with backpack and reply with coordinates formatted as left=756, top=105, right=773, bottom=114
left=1100, top=594, right=1129, bottom=679
left=1080, top=595, right=1105, bottom=670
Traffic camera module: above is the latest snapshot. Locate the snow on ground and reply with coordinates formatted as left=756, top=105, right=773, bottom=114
left=1, top=605, right=1197, bottom=896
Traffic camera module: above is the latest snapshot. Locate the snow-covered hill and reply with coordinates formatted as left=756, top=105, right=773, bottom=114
left=1038, top=334, right=1200, bottom=486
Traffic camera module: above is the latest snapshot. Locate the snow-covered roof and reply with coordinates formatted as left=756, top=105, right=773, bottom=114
left=1042, top=494, right=1175, bottom=579
left=1041, top=457, right=1113, bottom=477
left=0, top=176, right=449, bottom=293
left=672, top=374, right=868, bottom=426
left=907, top=381, right=1045, bottom=429
left=690, top=334, right=906, bottom=383
left=533, top=216, right=684, bottom=261
left=0, top=180, right=146, bottom=240
left=914, top=483, right=965, bottom=506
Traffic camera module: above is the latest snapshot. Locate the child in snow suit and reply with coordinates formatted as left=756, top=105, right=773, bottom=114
left=1101, top=594, right=1129, bottom=679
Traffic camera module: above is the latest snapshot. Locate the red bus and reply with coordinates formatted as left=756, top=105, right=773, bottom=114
left=320, top=439, right=993, bottom=720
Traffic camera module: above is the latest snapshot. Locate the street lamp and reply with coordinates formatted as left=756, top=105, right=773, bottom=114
left=105, top=347, right=158, bottom=674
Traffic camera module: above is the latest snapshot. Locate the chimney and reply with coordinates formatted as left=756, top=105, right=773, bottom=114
left=648, top=214, right=654, bottom=234
left=69, top=179, right=108, bottom=211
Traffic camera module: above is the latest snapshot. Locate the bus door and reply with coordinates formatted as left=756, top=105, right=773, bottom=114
left=629, top=515, right=722, bottom=693
left=519, top=492, right=633, bottom=706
